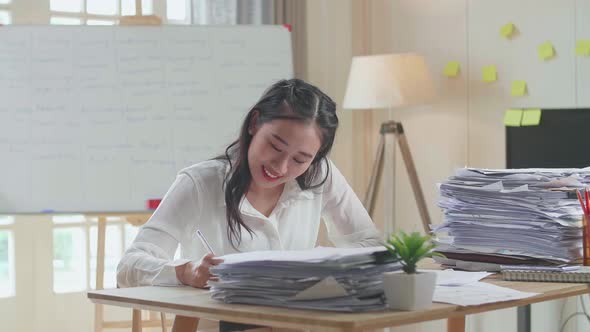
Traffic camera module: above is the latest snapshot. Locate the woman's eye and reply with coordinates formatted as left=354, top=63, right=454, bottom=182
left=293, top=158, right=304, bottom=164
left=270, top=143, right=282, bottom=152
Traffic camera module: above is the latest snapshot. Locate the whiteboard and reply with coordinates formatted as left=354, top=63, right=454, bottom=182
left=0, top=25, right=293, bottom=213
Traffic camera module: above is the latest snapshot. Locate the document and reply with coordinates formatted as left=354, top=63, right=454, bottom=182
left=292, top=276, right=348, bottom=300
left=422, top=269, right=492, bottom=286
left=434, top=167, right=590, bottom=267
left=210, top=246, right=402, bottom=312
left=434, top=281, right=538, bottom=306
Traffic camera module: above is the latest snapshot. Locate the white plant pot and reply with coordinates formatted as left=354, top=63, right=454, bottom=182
left=382, top=271, right=437, bottom=311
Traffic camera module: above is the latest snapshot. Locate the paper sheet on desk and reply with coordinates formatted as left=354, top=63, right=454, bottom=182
left=422, top=269, right=493, bottom=286
left=434, top=281, right=538, bottom=306
left=218, top=246, right=386, bottom=265
left=292, top=276, right=348, bottom=300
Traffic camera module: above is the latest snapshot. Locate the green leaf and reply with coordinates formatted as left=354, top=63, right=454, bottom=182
left=385, top=230, right=439, bottom=274
left=405, top=232, right=423, bottom=253
left=414, top=244, right=434, bottom=261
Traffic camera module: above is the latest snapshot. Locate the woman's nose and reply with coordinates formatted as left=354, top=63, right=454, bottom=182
left=272, top=156, right=289, bottom=175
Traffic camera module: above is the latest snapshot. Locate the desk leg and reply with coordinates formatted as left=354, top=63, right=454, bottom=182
left=132, top=309, right=142, bottom=332
left=161, top=312, right=167, bottom=332
left=447, top=316, right=465, bottom=332
left=172, top=316, right=199, bottom=332
left=517, top=305, right=531, bottom=332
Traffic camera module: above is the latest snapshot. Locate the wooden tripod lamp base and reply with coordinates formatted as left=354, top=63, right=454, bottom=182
left=363, top=120, right=431, bottom=233
left=342, top=53, right=437, bottom=234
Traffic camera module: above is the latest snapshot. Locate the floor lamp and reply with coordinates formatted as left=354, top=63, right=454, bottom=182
left=343, top=53, right=437, bottom=234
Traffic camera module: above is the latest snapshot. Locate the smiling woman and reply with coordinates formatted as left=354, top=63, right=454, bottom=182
left=116, top=78, right=382, bottom=331
left=222, top=79, right=338, bottom=246
left=117, top=78, right=382, bottom=285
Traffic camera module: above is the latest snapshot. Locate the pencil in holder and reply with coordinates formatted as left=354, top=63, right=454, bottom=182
left=584, top=215, right=590, bottom=266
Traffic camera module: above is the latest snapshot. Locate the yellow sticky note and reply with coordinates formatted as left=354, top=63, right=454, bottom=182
left=504, top=109, right=523, bottom=127
left=444, top=61, right=460, bottom=77
left=500, top=23, right=515, bottom=38
left=521, top=109, right=542, bottom=126
left=511, top=80, right=527, bottom=96
left=538, top=41, right=555, bottom=60
left=482, top=65, right=497, bottom=82
left=576, top=40, right=590, bottom=56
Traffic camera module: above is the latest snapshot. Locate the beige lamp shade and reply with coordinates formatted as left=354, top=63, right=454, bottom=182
left=343, top=53, right=436, bottom=109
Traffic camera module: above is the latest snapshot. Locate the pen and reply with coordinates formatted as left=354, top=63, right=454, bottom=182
left=577, top=189, right=590, bottom=266
left=576, top=190, right=586, bottom=214
left=196, top=229, right=216, bottom=256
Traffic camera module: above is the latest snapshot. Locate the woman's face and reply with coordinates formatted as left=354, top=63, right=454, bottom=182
left=247, top=118, right=322, bottom=192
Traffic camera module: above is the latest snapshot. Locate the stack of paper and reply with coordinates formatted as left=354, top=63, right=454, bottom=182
left=434, top=167, right=590, bottom=268
left=209, top=246, right=401, bottom=312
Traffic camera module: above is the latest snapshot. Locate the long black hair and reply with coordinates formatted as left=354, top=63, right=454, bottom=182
left=216, top=79, right=338, bottom=249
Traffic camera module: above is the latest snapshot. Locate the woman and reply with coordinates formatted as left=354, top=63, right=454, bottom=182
left=117, top=79, right=382, bottom=330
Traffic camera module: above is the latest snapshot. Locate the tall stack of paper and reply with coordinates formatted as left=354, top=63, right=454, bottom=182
left=210, top=246, right=401, bottom=312
left=434, top=167, right=590, bottom=269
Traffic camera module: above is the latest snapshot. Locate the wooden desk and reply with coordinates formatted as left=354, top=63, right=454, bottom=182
left=87, top=274, right=590, bottom=332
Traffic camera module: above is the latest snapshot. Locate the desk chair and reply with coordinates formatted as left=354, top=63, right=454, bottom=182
left=93, top=213, right=173, bottom=332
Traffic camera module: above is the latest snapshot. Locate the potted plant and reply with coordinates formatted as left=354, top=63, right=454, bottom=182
left=382, top=231, right=439, bottom=310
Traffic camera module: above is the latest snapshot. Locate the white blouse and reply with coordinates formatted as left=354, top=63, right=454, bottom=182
left=116, top=159, right=382, bottom=287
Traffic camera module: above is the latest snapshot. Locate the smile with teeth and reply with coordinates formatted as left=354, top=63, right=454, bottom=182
left=263, top=166, right=281, bottom=179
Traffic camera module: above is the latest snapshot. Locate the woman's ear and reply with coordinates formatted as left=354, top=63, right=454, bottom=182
left=248, top=110, right=260, bottom=135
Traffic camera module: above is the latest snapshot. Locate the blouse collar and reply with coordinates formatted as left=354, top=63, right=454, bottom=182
left=219, top=178, right=315, bottom=207
left=218, top=161, right=316, bottom=210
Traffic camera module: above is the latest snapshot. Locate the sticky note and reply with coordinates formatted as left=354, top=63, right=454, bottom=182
left=576, top=40, right=590, bottom=56
left=511, top=80, right=527, bottom=96
left=504, top=109, right=523, bottom=127
left=538, top=41, right=555, bottom=60
left=521, top=109, right=542, bottom=126
left=444, top=61, right=460, bottom=77
left=482, top=65, right=497, bottom=82
left=500, top=23, right=515, bottom=38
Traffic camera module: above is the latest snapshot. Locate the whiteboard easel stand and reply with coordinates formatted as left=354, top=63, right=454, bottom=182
left=88, top=212, right=173, bottom=332
left=94, top=7, right=168, bottom=332
left=118, top=0, right=163, bottom=25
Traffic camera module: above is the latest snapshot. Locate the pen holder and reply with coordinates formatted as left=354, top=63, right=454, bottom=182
left=584, top=215, right=590, bottom=266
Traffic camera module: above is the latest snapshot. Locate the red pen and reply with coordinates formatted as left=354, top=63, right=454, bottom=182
left=580, top=189, right=590, bottom=266
left=577, top=190, right=586, bottom=213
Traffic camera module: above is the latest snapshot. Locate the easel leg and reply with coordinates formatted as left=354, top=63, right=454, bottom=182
left=94, top=216, right=107, bottom=332
left=447, top=316, right=465, bottom=332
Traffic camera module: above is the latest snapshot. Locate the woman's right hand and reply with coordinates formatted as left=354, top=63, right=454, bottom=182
left=175, top=253, right=224, bottom=289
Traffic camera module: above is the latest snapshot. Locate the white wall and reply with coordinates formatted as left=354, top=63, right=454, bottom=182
left=466, top=0, right=579, bottom=168
left=382, top=1, right=590, bottom=331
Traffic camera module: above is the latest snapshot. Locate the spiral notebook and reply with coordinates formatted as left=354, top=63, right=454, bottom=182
left=502, top=267, right=590, bottom=283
